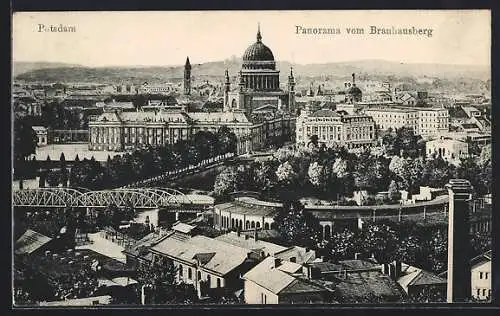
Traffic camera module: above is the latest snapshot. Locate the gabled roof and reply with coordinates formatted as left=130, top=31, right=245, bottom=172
left=338, top=259, right=379, bottom=271
left=242, top=257, right=300, bottom=294
left=397, top=263, right=446, bottom=290
left=15, top=229, right=52, bottom=255
left=151, top=235, right=251, bottom=276
left=193, top=252, right=216, bottom=265
left=470, top=250, right=492, bottom=268
left=214, top=232, right=287, bottom=256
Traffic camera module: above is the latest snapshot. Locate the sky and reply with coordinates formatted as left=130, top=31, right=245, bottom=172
left=12, top=10, right=491, bottom=67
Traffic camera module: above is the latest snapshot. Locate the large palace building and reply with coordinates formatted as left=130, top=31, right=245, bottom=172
left=295, top=79, right=376, bottom=149
left=88, top=26, right=295, bottom=154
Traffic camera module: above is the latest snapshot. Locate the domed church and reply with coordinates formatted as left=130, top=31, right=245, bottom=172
left=224, top=25, right=296, bottom=114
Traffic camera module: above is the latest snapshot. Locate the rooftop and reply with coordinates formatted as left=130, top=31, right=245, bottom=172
left=243, top=257, right=323, bottom=295
left=15, top=229, right=52, bottom=256
left=215, top=199, right=280, bottom=217
left=214, top=231, right=287, bottom=256
left=397, top=263, right=447, bottom=291
left=151, top=234, right=252, bottom=276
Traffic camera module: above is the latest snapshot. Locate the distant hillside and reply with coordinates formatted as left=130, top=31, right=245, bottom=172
left=14, top=59, right=490, bottom=84
left=13, top=61, right=84, bottom=78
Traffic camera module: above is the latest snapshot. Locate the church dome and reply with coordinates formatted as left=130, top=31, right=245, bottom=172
left=348, top=85, right=362, bottom=95
left=243, top=42, right=275, bottom=61
left=242, top=27, right=275, bottom=62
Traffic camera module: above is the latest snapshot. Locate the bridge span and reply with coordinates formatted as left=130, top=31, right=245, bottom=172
left=12, top=187, right=214, bottom=211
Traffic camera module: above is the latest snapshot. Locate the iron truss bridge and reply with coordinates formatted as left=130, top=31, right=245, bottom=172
left=12, top=187, right=214, bottom=210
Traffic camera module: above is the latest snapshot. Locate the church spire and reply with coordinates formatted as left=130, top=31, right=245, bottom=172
left=257, top=23, right=262, bottom=42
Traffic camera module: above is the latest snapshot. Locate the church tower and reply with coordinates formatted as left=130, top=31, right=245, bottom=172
left=238, top=70, right=246, bottom=112
left=184, top=56, right=191, bottom=95
left=287, top=67, right=296, bottom=112
left=223, top=69, right=231, bottom=111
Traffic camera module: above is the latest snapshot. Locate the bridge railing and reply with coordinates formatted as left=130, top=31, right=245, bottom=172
left=13, top=187, right=214, bottom=209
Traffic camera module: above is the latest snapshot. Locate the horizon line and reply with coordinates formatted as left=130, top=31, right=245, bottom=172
left=13, top=58, right=490, bottom=69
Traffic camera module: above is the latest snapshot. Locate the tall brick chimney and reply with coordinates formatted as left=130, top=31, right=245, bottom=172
left=445, top=179, right=473, bottom=303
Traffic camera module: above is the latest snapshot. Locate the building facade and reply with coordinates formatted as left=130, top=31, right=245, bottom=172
left=213, top=197, right=280, bottom=231
left=148, top=224, right=259, bottom=299
left=363, top=107, right=419, bottom=131
left=224, top=25, right=295, bottom=114
left=471, top=250, right=492, bottom=301
left=425, top=138, right=469, bottom=164
left=296, top=106, right=376, bottom=149
left=88, top=27, right=296, bottom=154
left=363, top=106, right=449, bottom=137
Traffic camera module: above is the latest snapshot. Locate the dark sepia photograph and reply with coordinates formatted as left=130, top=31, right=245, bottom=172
left=11, top=10, right=492, bottom=307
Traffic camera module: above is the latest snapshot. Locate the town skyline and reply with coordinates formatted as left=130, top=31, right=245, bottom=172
left=13, top=10, right=490, bottom=67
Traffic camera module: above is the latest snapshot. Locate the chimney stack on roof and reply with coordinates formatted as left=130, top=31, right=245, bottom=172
left=274, top=258, right=282, bottom=268
left=381, top=263, right=389, bottom=275
left=388, top=263, right=396, bottom=280
left=393, top=260, right=402, bottom=279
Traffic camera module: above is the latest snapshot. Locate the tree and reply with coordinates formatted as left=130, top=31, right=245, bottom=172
left=388, top=180, right=400, bottom=202
left=308, top=135, right=319, bottom=149
left=273, top=200, right=322, bottom=248
left=421, top=156, right=454, bottom=188
left=276, top=161, right=296, bottom=184
left=360, top=223, right=400, bottom=262
left=213, top=166, right=238, bottom=198
left=46, top=170, right=60, bottom=187
left=253, top=160, right=278, bottom=193
left=327, top=229, right=361, bottom=261
left=478, top=145, right=491, bottom=168
left=454, top=157, right=484, bottom=195
left=216, top=126, right=237, bottom=155
left=275, top=146, right=295, bottom=163
left=136, top=256, right=197, bottom=304
left=59, top=153, right=68, bottom=187
left=307, top=161, right=325, bottom=188
left=13, top=118, right=38, bottom=179
left=426, top=229, right=448, bottom=273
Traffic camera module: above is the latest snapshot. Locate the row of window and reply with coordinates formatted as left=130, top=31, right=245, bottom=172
left=476, top=288, right=491, bottom=298
left=178, top=264, right=222, bottom=287
left=479, top=271, right=490, bottom=280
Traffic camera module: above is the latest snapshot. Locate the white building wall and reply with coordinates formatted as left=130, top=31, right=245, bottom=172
left=244, top=280, right=279, bottom=304
left=471, top=261, right=491, bottom=300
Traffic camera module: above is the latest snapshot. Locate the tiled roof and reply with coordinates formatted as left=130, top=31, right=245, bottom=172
left=280, top=278, right=325, bottom=294
left=243, top=257, right=297, bottom=294
left=397, top=263, right=446, bottom=289
left=151, top=235, right=251, bottom=276
left=310, top=109, right=339, bottom=117
left=214, top=232, right=287, bottom=256
left=172, top=223, right=196, bottom=234
left=410, top=270, right=447, bottom=286
left=214, top=200, right=279, bottom=217
left=15, top=229, right=52, bottom=255
left=338, top=260, right=379, bottom=271
left=123, top=231, right=172, bottom=259
left=470, top=250, right=492, bottom=268
left=277, top=261, right=303, bottom=273
left=308, top=261, right=343, bottom=273
left=187, top=111, right=250, bottom=124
